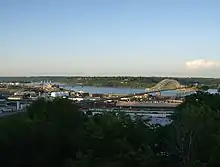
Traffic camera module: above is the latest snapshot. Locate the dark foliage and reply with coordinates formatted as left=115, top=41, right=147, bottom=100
left=0, top=93, right=220, bottom=167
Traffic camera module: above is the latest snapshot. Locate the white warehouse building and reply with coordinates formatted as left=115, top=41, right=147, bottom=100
left=50, top=91, right=69, bottom=98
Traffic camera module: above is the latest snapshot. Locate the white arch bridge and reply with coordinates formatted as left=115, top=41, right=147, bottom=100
left=80, top=79, right=197, bottom=103
left=145, top=79, right=196, bottom=96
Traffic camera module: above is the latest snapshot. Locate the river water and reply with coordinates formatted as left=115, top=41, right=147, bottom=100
left=62, top=85, right=218, bottom=96
left=27, top=82, right=218, bottom=96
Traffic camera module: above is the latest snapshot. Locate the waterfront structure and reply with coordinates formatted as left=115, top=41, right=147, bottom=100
left=145, top=79, right=197, bottom=96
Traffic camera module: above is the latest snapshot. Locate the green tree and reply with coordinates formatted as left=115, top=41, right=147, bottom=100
left=0, top=99, right=85, bottom=167
left=0, top=99, right=159, bottom=167
left=198, top=85, right=210, bottom=91
left=1, top=94, right=220, bottom=167
left=75, top=112, right=157, bottom=167
left=169, top=93, right=220, bottom=167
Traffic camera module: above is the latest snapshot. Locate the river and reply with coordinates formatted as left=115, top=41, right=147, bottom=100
left=28, top=82, right=218, bottom=95
left=62, top=85, right=218, bottom=96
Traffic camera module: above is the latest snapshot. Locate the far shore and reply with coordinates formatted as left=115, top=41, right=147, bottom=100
left=64, top=83, right=148, bottom=89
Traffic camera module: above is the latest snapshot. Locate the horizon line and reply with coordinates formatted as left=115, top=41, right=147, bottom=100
left=0, top=75, right=219, bottom=79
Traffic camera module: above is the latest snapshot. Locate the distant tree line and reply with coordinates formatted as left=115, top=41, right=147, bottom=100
left=1, top=76, right=220, bottom=88
left=0, top=92, right=220, bottom=167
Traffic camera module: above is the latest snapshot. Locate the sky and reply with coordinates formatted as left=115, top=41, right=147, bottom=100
left=1, top=0, right=220, bottom=77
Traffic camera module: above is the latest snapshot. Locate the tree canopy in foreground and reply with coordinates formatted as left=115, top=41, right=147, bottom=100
left=0, top=93, right=220, bottom=167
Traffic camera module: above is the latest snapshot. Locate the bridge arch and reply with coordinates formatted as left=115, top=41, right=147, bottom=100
left=146, top=79, right=183, bottom=92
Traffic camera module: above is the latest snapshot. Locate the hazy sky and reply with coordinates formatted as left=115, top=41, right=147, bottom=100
left=1, top=0, right=220, bottom=77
